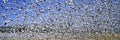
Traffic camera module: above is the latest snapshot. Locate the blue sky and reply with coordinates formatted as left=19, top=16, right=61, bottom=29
left=0, top=0, right=81, bottom=25
left=0, top=0, right=119, bottom=26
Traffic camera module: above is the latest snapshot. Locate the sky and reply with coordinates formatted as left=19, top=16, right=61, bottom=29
left=0, top=0, right=81, bottom=26
left=0, top=0, right=119, bottom=26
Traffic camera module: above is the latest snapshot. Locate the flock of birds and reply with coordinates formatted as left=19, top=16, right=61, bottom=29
left=0, top=0, right=119, bottom=35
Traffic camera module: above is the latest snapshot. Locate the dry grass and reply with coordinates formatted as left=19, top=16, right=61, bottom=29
left=1, top=33, right=120, bottom=40
left=81, top=33, right=120, bottom=40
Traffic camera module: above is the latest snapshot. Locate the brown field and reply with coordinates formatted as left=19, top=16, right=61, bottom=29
left=0, top=33, right=120, bottom=40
